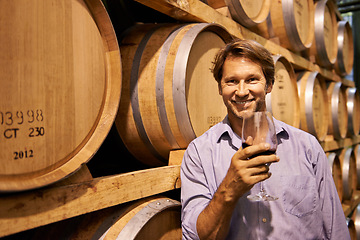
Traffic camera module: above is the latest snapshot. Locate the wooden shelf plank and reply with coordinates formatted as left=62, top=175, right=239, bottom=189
left=343, top=192, right=360, bottom=217
left=342, top=78, right=356, bottom=88
left=0, top=165, right=181, bottom=238
left=169, top=149, right=186, bottom=165
left=321, top=135, right=360, bottom=152
left=135, top=0, right=243, bottom=38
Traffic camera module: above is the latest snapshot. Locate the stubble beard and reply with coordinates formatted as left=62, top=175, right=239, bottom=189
left=227, top=98, right=266, bottom=121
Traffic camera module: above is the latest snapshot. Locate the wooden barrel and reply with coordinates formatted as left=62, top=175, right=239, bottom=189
left=267, top=0, right=315, bottom=52
left=0, top=0, right=121, bottom=192
left=346, top=218, right=357, bottom=240
left=91, top=197, right=181, bottom=240
left=310, top=0, right=338, bottom=68
left=225, top=0, right=271, bottom=28
left=335, top=21, right=354, bottom=76
left=347, top=88, right=360, bottom=137
left=117, top=23, right=232, bottom=166
left=327, top=152, right=343, bottom=202
left=249, top=14, right=274, bottom=40
left=353, top=204, right=360, bottom=240
left=201, top=0, right=271, bottom=28
left=327, top=82, right=348, bottom=140
left=337, top=147, right=357, bottom=201
left=353, top=144, right=360, bottom=190
left=266, top=55, right=300, bottom=128
left=297, top=71, right=329, bottom=141
left=30, top=196, right=181, bottom=239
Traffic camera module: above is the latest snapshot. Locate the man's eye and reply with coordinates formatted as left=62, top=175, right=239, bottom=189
left=248, top=77, right=258, bottom=83
left=226, top=79, right=236, bottom=84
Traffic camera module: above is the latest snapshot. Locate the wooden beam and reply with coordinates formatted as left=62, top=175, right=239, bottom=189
left=135, top=0, right=243, bottom=39
left=343, top=192, right=360, bottom=217
left=321, top=135, right=360, bottom=152
left=0, top=165, right=181, bottom=237
left=168, top=149, right=185, bottom=166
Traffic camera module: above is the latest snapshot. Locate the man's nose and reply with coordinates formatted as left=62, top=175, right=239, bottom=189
left=235, top=82, right=249, bottom=96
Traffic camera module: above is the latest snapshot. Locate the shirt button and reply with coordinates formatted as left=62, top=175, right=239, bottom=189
left=262, top=218, right=267, bottom=223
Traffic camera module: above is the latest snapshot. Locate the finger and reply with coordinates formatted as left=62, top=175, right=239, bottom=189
left=255, top=172, right=272, bottom=182
left=252, top=170, right=272, bottom=182
left=237, top=143, right=271, bottom=159
left=247, top=154, right=279, bottom=168
left=245, top=136, right=254, bottom=146
left=247, top=164, right=270, bottom=176
left=243, top=171, right=272, bottom=186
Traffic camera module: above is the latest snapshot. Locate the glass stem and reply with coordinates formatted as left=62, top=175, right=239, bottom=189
left=260, top=182, right=265, bottom=193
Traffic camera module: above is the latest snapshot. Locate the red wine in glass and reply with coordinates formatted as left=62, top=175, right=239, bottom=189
left=242, top=142, right=276, bottom=158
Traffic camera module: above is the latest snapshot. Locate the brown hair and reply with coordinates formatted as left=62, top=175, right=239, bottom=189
left=212, top=39, right=275, bottom=87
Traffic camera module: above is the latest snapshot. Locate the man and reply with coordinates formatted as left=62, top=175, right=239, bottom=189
left=180, top=39, right=349, bottom=240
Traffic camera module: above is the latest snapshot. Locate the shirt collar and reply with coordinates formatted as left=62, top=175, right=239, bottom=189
left=273, top=117, right=287, bottom=136
left=215, top=115, right=287, bottom=149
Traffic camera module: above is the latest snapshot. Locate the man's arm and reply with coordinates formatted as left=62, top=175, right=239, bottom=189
left=196, top=143, right=279, bottom=240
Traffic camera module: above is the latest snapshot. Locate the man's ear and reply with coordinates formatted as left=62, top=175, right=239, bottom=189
left=266, top=82, right=273, bottom=94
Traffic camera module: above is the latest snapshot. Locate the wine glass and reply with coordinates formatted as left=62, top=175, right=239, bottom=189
left=242, top=111, right=278, bottom=201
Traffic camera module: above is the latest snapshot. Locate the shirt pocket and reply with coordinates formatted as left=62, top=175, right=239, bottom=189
left=281, top=175, right=318, bottom=218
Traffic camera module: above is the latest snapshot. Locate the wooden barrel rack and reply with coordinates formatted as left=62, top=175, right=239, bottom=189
left=0, top=0, right=359, bottom=239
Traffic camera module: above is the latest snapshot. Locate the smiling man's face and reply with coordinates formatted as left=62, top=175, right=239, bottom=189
left=219, top=56, right=272, bottom=123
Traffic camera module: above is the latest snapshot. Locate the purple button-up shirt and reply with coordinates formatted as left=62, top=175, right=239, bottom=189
left=181, top=116, right=350, bottom=240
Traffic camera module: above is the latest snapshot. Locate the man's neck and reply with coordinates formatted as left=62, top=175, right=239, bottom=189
left=228, top=114, right=243, bottom=137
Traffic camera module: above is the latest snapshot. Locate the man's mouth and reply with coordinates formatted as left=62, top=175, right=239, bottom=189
left=234, top=99, right=253, bottom=105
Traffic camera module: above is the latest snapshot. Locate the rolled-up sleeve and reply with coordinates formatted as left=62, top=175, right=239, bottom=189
left=181, top=142, right=211, bottom=240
